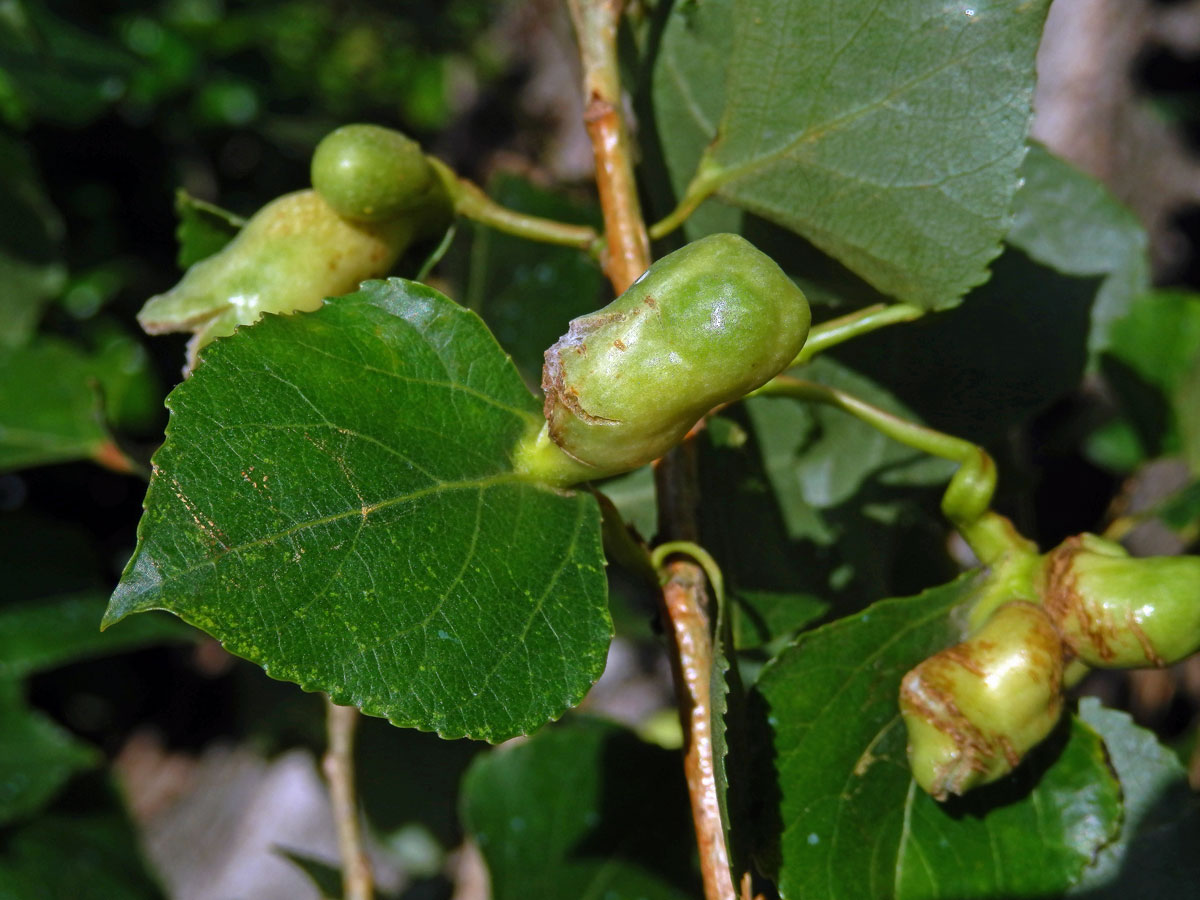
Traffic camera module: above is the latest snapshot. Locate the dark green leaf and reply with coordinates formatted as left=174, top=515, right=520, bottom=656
left=0, top=678, right=99, bottom=826
left=276, top=849, right=342, bottom=899
left=0, top=338, right=128, bottom=472
left=0, top=775, right=165, bottom=900
left=1103, top=290, right=1200, bottom=461
left=662, top=0, right=1050, bottom=308
left=174, top=189, right=246, bottom=270
left=1157, top=478, right=1200, bottom=533
left=1008, top=143, right=1150, bottom=354
left=750, top=357, right=953, bottom=521
left=0, top=591, right=191, bottom=681
left=753, top=576, right=1121, bottom=899
left=694, top=359, right=957, bottom=646
left=0, top=2, right=139, bottom=127
left=1107, top=290, right=1200, bottom=393
left=1009, top=144, right=1147, bottom=279
left=1178, top=354, right=1200, bottom=472
left=596, top=464, right=657, bottom=541
left=106, top=280, right=609, bottom=742
left=0, top=133, right=65, bottom=347
left=0, top=514, right=105, bottom=601
left=461, top=717, right=700, bottom=900
left=355, top=715, right=485, bottom=846
left=695, top=414, right=832, bottom=650
left=1070, top=698, right=1200, bottom=898
left=650, top=0, right=740, bottom=240
left=839, top=247, right=1099, bottom=443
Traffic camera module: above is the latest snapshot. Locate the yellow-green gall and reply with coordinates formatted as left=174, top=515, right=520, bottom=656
left=1042, top=534, right=1200, bottom=668
left=529, top=234, right=809, bottom=482
left=900, top=601, right=1065, bottom=800
left=138, top=190, right=414, bottom=368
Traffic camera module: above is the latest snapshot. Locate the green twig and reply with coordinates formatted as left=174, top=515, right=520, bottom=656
left=426, top=158, right=602, bottom=256
left=752, top=375, right=1034, bottom=564
left=792, top=303, right=924, bottom=367
left=647, top=159, right=724, bottom=241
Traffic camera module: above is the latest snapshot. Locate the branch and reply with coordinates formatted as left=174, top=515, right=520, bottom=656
left=323, top=698, right=373, bottom=900
left=659, top=561, right=737, bottom=900
left=567, top=0, right=650, bottom=293
left=568, top=5, right=733, bottom=897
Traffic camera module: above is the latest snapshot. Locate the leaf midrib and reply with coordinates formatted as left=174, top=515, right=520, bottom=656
left=149, top=470, right=531, bottom=589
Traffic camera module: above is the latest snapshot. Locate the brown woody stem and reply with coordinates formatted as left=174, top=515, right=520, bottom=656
left=323, top=698, right=373, bottom=900
left=567, top=2, right=734, bottom=898
left=660, top=561, right=737, bottom=900
left=568, top=0, right=651, bottom=293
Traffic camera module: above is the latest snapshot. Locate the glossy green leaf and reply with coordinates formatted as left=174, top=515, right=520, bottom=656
left=664, top=0, right=1050, bottom=308
left=753, top=575, right=1121, bottom=900
left=0, top=591, right=191, bottom=681
left=1070, top=698, right=1200, bottom=898
left=174, top=189, right=245, bottom=270
left=0, top=337, right=142, bottom=473
left=0, top=678, right=99, bottom=826
left=461, top=717, right=700, bottom=900
left=1008, top=143, right=1150, bottom=353
left=106, top=280, right=609, bottom=742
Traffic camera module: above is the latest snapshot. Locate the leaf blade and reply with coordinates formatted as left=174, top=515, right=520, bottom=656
left=753, top=576, right=1121, bottom=899
left=108, top=280, right=610, bottom=742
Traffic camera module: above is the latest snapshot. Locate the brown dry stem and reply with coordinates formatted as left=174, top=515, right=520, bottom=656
left=567, top=2, right=735, bottom=898
left=567, top=0, right=650, bottom=293
left=660, top=562, right=738, bottom=900
left=324, top=698, right=373, bottom=900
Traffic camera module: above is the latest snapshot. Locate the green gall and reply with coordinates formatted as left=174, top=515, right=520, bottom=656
left=138, top=190, right=414, bottom=368
left=900, top=601, right=1065, bottom=801
left=311, top=124, right=451, bottom=228
left=527, top=234, right=810, bottom=482
left=1042, top=534, right=1200, bottom=668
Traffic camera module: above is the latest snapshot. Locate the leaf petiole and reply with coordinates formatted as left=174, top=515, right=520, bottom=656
left=750, top=375, right=1034, bottom=564
left=791, top=302, right=924, bottom=367
left=427, top=158, right=603, bottom=257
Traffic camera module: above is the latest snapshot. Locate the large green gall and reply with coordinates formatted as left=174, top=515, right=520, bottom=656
left=1043, top=534, right=1200, bottom=668
left=531, top=233, right=810, bottom=481
left=138, top=189, right=414, bottom=368
left=900, top=601, right=1065, bottom=801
